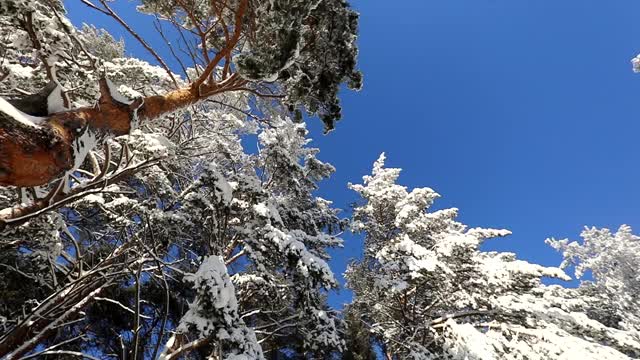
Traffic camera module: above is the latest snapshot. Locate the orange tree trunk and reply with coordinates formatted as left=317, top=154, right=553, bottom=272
left=0, top=76, right=244, bottom=188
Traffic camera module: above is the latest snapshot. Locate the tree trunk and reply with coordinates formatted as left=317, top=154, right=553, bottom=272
left=0, top=75, right=244, bottom=188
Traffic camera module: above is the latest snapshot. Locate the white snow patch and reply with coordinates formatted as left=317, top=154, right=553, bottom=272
left=253, top=203, right=270, bottom=217
left=47, top=85, right=66, bottom=114
left=633, top=54, right=640, bottom=73
left=106, top=78, right=132, bottom=104
left=0, top=97, right=46, bottom=127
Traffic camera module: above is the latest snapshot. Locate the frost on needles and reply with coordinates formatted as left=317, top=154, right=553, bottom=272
left=345, top=154, right=640, bottom=360
left=0, top=0, right=638, bottom=358
left=0, top=0, right=351, bottom=354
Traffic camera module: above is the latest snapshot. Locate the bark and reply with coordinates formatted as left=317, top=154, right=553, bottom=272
left=0, top=75, right=245, bottom=188
left=0, top=155, right=163, bottom=231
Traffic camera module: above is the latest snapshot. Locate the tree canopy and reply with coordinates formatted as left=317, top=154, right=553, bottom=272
left=0, top=1, right=639, bottom=359
left=346, top=155, right=640, bottom=359
left=0, top=0, right=359, bottom=358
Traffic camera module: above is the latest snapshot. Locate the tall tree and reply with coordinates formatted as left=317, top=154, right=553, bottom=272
left=0, top=0, right=361, bottom=193
left=0, top=0, right=360, bottom=357
left=346, top=154, right=640, bottom=359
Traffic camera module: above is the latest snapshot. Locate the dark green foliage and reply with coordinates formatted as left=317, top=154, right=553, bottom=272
left=235, top=0, right=363, bottom=133
left=137, top=0, right=362, bottom=132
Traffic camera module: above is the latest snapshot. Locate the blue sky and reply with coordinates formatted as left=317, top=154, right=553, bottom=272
left=65, top=0, right=640, bottom=308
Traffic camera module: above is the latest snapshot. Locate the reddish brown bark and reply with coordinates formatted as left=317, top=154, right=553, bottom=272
left=1, top=0, right=251, bottom=190
left=0, top=120, right=72, bottom=187
left=0, top=75, right=245, bottom=189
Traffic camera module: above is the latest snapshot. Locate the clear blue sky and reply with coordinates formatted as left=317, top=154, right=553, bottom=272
left=65, top=0, right=640, bottom=308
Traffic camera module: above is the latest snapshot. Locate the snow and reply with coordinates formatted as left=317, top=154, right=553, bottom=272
left=376, top=235, right=438, bottom=277
left=395, top=187, right=440, bottom=226
left=263, top=225, right=337, bottom=287
left=347, top=154, right=640, bottom=359
left=46, top=54, right=60, bottom=82
left=176, top=256, right=264, bottom=360
left=443, top=319, right=499, bottom=360
left=105, top=79, right=144, bottom=130
left=116, top=84, right=143, bottom=99
left=129, top=100, right=143, bottom=130
left=128, top=130, right=173, bottom=158
left=46, top=84, right=66, bottom=114
left=106, top=78, right=133, bottom=105
left=0, top=97, right=46, bottom=127
left=231, top=274, right=268, bottom=287
left=66, top=127, right=100, bottom=190
left=547, top=224, right=640, bottom=329
left=103, top=58, right=181, bottom=88
left=5, top=63, right=33, bottom=78
left=184, top=255, right=237, bottom=311
left=253, top=202, right=270, bottom=217
left=0, top=5, right=349, bottom=358
left=204, top=164, right=233, bottom=205
left=466, top=227, right=512, bottom=241
left=82, top=194, right=105, bottom=204
left=632, top=54, right=640, bottom=73
left=479, top=253, right=571, bottom=286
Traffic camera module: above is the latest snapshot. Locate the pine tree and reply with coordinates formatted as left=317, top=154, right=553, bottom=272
left=548, top=225, right=640, bottom=331
left=0, top=0, right=361, bottom=190
left=346, top=154, right=640, bottom=359
left=0, top=0, right=360, bottom=357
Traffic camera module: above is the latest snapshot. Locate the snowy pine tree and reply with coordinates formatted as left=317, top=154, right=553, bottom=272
left=346, top=154, right=640, bottom=360
left=548, top=225, right=640, bottom=332
left=0, top=0, right=359, bottom=357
